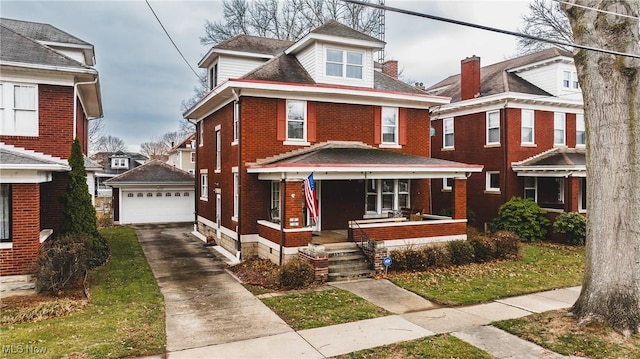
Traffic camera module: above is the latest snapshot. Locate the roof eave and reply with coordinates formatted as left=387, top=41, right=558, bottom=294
left=285, top=33, right=384, bottom=55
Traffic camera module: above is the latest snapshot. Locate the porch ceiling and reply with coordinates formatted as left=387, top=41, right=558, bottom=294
left=247, top=141, right=483, bottom=181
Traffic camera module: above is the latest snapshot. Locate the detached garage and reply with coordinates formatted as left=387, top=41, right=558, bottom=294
left=106, top=160, right=195, bottom=225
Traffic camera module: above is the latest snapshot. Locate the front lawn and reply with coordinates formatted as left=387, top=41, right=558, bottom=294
left=387, top=243, right=584, bottom=305
left=0, top=227, right=165, bottom=358
left=261, top=288, right=389, bottom=330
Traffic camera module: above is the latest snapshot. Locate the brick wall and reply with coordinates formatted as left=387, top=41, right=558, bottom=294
left=0, top=184, right=41, bottom=276
left=360, top=221, right=466, bottom=241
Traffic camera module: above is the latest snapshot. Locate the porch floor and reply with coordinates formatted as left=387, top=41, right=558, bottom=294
left=311, top=230, right=349, bottom=244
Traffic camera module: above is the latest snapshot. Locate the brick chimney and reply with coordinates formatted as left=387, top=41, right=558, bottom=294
left=460, top=56, right=481, bottom=100
left=382, top=60, right=398, bottom=79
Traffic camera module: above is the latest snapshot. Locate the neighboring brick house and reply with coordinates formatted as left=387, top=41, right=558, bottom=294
left=184, top=21, right=482, bottom=264
left=167, top=133, right=196, bottom=174
left=0, top=18, right=103, bottom=282
left=427, top=48, right=586, bottom=229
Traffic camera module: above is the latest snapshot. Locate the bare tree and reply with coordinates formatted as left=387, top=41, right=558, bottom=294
left=199, top=0, right=381, bottom=45
left=560, top=0, right=639, bottom=336
left=94, top=135, right=126, bottom=153
left=88, top=119, right=105, bottom=154
left=518, top=0, right=573, bottom=54
left=140, top=141, right=169, bottom=162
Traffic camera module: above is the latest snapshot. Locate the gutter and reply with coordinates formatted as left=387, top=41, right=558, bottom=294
left=74, top=77, right=101, bottom=144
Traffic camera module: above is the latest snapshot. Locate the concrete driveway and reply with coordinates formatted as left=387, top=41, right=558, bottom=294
left=134, top=223, right=293, bottom=353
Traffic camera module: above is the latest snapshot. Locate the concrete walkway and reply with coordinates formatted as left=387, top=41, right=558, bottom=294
left=137, top=224, right=582, bottom=358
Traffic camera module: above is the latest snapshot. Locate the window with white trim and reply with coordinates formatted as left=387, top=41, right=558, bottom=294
left=486, top=111, right=500, bottom=145
left=486, top=171, right=500, bottom=192
left=365, top=179, right=410, bottom=215
left=443, top=177, right=453, bottom=191
left=209, top=63, right=218, bottom=89
left=199, top=122, right=204, bottom=146
left=0, top=184, right=11, bottom=243
left=325, top=48, right=363, bottom=79
left=576, top=114, right=586, bottom=146
left=521, top=109, right=535, bottom=145
left=524, top=177, right=536, bottom=201
left=270, top=181, right=280, bottom=221
left=190, top=152, right=195, bottom=163
left=382, top=107, right=398, bottom=144
left=562, top=70, right=579, bottom=89
left=233, top=101, right=239, bottom=143
left=554, top=112, right=566, bottom=145
left=286, top=100, right=306, bottom=141
left=443, top=118, right=454, bottom=148
left=111, top=158, right=128, bottom=168
left=200, top=174, right=208, bottom=200
left=233, top=173, right=239, bottom=219
left=0, top=82, right=38, bottom=136
left=215, top=129, right=221, bottom=171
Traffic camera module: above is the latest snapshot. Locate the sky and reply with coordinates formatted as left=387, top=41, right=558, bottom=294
left=1, top=0, right=532, bottom=151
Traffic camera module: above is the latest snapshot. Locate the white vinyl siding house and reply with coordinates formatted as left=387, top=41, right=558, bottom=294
left=309, top=44, right=374, bottom=88
left=214, top=55, right=267, bottom=86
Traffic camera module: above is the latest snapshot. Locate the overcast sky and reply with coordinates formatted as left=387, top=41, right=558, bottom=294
left=1, top=0, right=531, bottom=151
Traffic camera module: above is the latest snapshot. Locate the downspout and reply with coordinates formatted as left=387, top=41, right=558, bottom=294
left=73, top=77, right=100, bottom=142
left=186, top=118, right=198, bottom=232
left=279, top=174, right=286, bottom=266
left=233, top=89, right=242, bottom=258
left=502, top=101, right=508, bottom=204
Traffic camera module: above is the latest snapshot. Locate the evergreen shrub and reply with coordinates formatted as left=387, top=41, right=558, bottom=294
left=553, top=212, right=586, bottom=245
left=490, top=197, right=550, bottom=242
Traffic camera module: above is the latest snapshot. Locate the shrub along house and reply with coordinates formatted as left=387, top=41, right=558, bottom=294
left=427, top=48, right=587, bottom=229
left=0, top=18, right=102, bottom=290
left=184, top=21, right=482, bottom=267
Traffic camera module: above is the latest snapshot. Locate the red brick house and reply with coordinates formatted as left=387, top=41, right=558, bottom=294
left=427, top=48, right=586, bottom=229
left=184, top=21, right=482, bottom=264
left=0, top=18, right=102, bottom=287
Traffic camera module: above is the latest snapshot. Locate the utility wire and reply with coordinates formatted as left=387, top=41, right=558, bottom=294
left=553, top=0, right=639, bottom=20
left=342, top=0, right=640, bottom=59
left=145, top=0, right=204, bottom=82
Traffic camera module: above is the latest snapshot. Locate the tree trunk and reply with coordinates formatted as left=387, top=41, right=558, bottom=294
left=561, top=1, right=640, bottom=336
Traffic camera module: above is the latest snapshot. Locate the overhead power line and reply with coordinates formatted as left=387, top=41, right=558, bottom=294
left=342, top=0, right=640, bottom=59
left=145, top=0, right=204, bottom=82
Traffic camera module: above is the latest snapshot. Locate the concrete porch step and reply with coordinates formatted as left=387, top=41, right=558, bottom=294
left=328, top=268, right=376, bottom=282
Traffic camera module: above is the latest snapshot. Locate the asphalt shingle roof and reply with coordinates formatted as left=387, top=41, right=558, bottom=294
left=0, top=18, right=90, bottom=45
left=105, top=160, right=194, bottom=184
left=243, top=54, right=315, bottom=84
left=214, top=34, right=293, bottom=55
left=310, top=20, right=383, bottom=44
left=514, top=147, right=586, bottom=167
left=426, top=47, right=572, bottom=101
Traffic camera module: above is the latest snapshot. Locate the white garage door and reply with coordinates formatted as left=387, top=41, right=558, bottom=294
left=120, top=189, right=194, bottom=224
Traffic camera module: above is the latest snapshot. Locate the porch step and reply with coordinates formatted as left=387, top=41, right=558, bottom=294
left=326, top=242, right=374, bottom=282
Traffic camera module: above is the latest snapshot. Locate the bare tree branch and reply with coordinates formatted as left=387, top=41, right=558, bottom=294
left=94, top=135, right=126, bottom=153
left=518, top=0, right=573, bottom=54
left=88, top=119, right=106, bottom=154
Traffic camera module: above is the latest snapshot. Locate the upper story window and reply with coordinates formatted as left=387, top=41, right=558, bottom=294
left=576, top=114, right=586, bottom=146
left=233, top=101, right=239, bottom=143
left=325, top=48, right=363, bottom=79
left=554, top=112, right=566, bottom=145
left=0, top=82, right=38, bottom=136
left=215, top=129, right=221, bottom=171
left=382, top=107, right=398, bottom=144
left=286, top=100, right=306, bottom=141
left=562, top=70, right=579, bottom=90
left=200, top=173, right=208, bottom=200
left=199, top=121, right=204, bottom=146
left=190, top=152, right=195, bottom=163
left=209, top=63, right=218, bottom=90
left=486, top=111, right=500, bottom=145
left=443, top=118, right=454, bottom=148
left=111, top=158, right=129, bottom=168
left=521, top=109, right=535, bottom=145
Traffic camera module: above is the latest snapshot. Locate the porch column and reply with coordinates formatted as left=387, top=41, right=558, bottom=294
left=452, top=178, right=467, bottom=220
left=568, top=177, right=580, bottom=212
left=282, top=180, right=304, bottom=229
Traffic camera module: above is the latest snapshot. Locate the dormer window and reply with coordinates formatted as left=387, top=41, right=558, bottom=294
left=209, top=63, right=218, bottom=90
left=325, top=48, right=363, bottom=79
left=111, top=158, right=129, bottom=168
left=562, top=70, right=579, bottom=90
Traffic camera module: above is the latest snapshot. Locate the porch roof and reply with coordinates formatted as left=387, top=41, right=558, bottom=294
left=246, top=141, right=483, bottom=180
left=512, top=147, right=586, bottom=177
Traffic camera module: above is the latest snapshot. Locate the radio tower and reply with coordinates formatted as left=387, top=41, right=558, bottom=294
left=377, top=0, right=385, bottom=63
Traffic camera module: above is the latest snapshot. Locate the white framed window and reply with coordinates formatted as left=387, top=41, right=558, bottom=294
left=286, top=100, right=306, bottom=141
left=443, top=118, right=454, bottom=148
left=563, top=70, right=579, bottom=89
left=233, top=101, right=239, bottom=143
left=325, top=48, right=363, bottom=79
left=382, top=107, right=398, bottom=144
left=200, top=173, right=208, bottom=200
left=270, top=181, right=280, bottom=222
left=0, top=82, right=38, bottom=136
left=486, top=171, right=500, bottom=192
left=233, top=173, right=239, bottom=220
left=442, top=177, right=453, bottom=191
left=524, top=177, right=537, bottom=201
left=215, top=129, right=221, bottom=171
left=190, top=152, right=195, bottom=163
left=486, top=111, right=500, bottom=145
left=365, top=179, right=410, bottom=215
left=1, top=184, right=11, bottom=243
left=111, top=158, right=128, bottom=168
left=554, top=112, right=566, bottom=145
left=576, top=114, right=586, bottom=146
left=199, top=121, right=204, bottom=146
left=209, top=63, right=218, bottom=89
left=521, top=109, right=535, bottom=145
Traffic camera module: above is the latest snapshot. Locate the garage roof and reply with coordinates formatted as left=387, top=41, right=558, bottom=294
left=105, top=160, right=194, bottom=185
